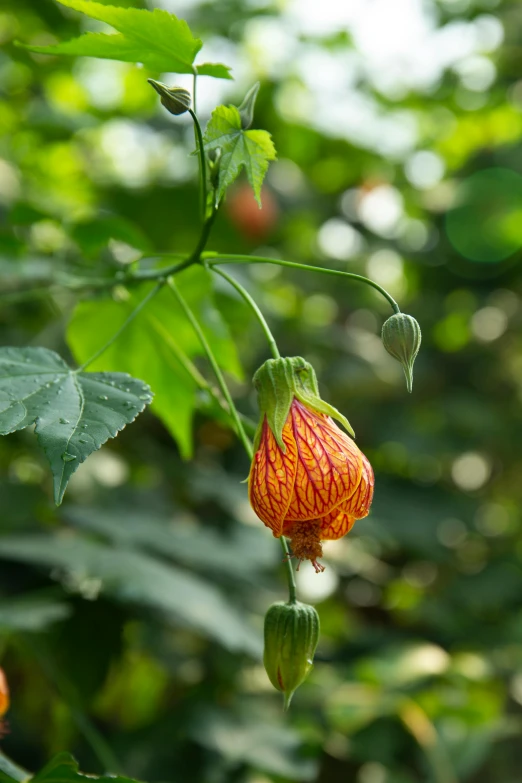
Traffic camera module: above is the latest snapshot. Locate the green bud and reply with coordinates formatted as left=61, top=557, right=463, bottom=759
left=253, top=356, right=354, bottom=452
left=237, top=82, right=260, bottom=129
left=263, top=601, right=320, bottom=710
left=381, top=313, right=421, bottom=393
left=148, top=79, right=191, bottom=115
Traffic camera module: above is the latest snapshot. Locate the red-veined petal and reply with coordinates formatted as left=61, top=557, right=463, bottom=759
left=284, top=400, right=363, bottom=522
left=248, top=416, right=298, bottom=536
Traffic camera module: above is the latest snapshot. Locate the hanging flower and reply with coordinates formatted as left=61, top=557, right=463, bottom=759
left=0, top=668, right=8, bottom=718
left=248, top=357, right=374, bottom=571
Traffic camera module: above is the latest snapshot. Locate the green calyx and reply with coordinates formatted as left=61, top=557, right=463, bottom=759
left=263, top=600, right=320, bottom=710
left=252, top=356, right=355, bottom=451
left=381, top=313, right=421, bottom=393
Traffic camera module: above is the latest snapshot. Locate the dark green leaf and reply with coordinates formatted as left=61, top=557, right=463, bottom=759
left=31, top=752, right=139, bottom=783
left=0, top=535, right=262, bottom=656
left=0, top=347, right=153, bottom=504
left=203, top=104, right=276, bottom=206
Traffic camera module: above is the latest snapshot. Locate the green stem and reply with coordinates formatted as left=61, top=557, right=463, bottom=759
left=208, top=267, right=297, bottom=601
left=77, top=281, right=163, bottom=372
left=189, top=108, right=207, bottom=221
left=166, top=278, right=253, bottom=458
left=211, top=266, right=281, bottom=360
left=167, top=278, right=297, bottom=602
left=207, top=253, right=401, bottom=314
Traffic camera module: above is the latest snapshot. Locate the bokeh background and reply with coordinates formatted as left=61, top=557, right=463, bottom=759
left=2, top=0, right=522, bottom=781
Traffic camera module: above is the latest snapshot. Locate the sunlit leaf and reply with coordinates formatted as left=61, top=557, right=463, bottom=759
left=67, top=266, right=243, bottom=458
left=203, top=105, right=276, bottom=206
left=17, top=0, right=231, bottom=79
left=0, top=347, right=153, bottom=504
left=31, top=753, right=139, bottom=783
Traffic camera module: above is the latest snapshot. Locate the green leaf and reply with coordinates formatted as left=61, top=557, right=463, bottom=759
left=203, top=104, right=276, bottom=206
left=17, top=0, right=231, bottom=79
left=31, top=752, right=139, bottom=783
left=0, top=594, right=71, bottom=633
left=67, top=266, right=243, bottom=459
left=0, top=536, right=262, bottom=656
left=0, top=347, right=153, bottom=505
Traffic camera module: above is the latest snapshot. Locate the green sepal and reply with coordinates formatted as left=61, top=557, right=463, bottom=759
left=252, top=357, right=354, bottom=452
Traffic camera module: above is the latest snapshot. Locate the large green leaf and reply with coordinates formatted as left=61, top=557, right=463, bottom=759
left=67, top=266, right=243, bottom=458
left=17, top=0, right=232, bottom=79
left=0, top=535, right=261, bottom=656
left=65, top=505, right=276, bottom=582
left=203, top=105, right=276, bottom=206
left=0, top=594, right=71, bottom=633
left=0, top=347, right=153, bottom=504
left=31, top=753, right=138, bottom=783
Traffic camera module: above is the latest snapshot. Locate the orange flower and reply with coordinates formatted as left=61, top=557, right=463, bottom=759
left=0, top=667, right=9, bottom=718
left=249, top=358, right=374, bottom=571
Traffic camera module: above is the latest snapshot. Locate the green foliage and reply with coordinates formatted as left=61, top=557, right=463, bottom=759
left=203, top=104, right=276, bottom=206
left=18, top=0, right=232, bottom=79
left=0, top=532, right=262, bottom=655
left=0, top=347, right=152, bottom=504
left=67, top=268, right=242, bottom=458
left=31, top=753, right=140, bottom=783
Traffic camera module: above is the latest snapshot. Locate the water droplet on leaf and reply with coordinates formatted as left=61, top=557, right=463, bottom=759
left=98, top=395, right=108, bottom=401
left=61, top=452, right=76, bottom=462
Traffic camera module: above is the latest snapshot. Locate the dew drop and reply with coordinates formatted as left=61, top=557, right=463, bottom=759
left=61, top=452, right=76, bottom=462
left=98, top=395, right=108, bottom=401
left=59, top=418, right=70, bottom=424
left=139, top=395, right=150, bottom=401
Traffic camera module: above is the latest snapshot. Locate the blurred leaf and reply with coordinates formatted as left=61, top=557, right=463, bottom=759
left=65, top=505, right=275, bottom=581
left=0, top=347, right=153, bottom=504
left=0, top=535, right=262, bottom=656
left=30, top=752, right=140, bottom=783
left=193, top=710, right=317, bottom=780
left=0, top=594, right=71, bottom=633
left=18, top=0, right=231, bottom=79
left=67, top=266, right=242, bottom=458
left=0, top=751, right=27, bottom=783
left=203, top=105, right=276, bottom=206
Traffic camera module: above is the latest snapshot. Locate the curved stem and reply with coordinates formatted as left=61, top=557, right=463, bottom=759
left=77, top=281, right=163, bottom=372
left=211, top=266, right=281, bottom=360
left=166, top=277, right=296, bottom=603
left=166, top=278, right=253, bottom=458
left=189, top=108, right=207, bottom=221
left=207, top=253, right=401, bottom=314
left=209, top=267, right=297, bottom=601
left=399, top=698, right=458, bottom=783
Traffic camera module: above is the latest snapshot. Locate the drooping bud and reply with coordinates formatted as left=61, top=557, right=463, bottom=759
left=253, top=356, right=354, bottom=451
left=237, top=82, right=260, bottom=129
left=147, top=79, right=191, bottom=115
left=381, top=313, right=421, bottom=393
left=263, top=601, right=319, bottom=709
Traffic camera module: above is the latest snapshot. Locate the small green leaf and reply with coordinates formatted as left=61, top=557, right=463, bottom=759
left=196, top=62, right=233, bottom=79
left=0, top=347, right=153, bottom=505
left=67, top=266, right=243, bottom=459
left=17, top=0, right=231, bottom=79
left=203, top=104, right=276, bottom=206
left=31, top=752, right=140, bottom=783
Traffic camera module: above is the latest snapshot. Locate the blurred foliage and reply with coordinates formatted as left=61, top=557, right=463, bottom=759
left=2, top=0, right=522, bottom=782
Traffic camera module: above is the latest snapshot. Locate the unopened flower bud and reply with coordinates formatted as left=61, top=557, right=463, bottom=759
left=263, top=600, right=319, bottom=709
left=148, top=79, right=191, bottom=115
left=381, top=312, right=421, bottom=393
